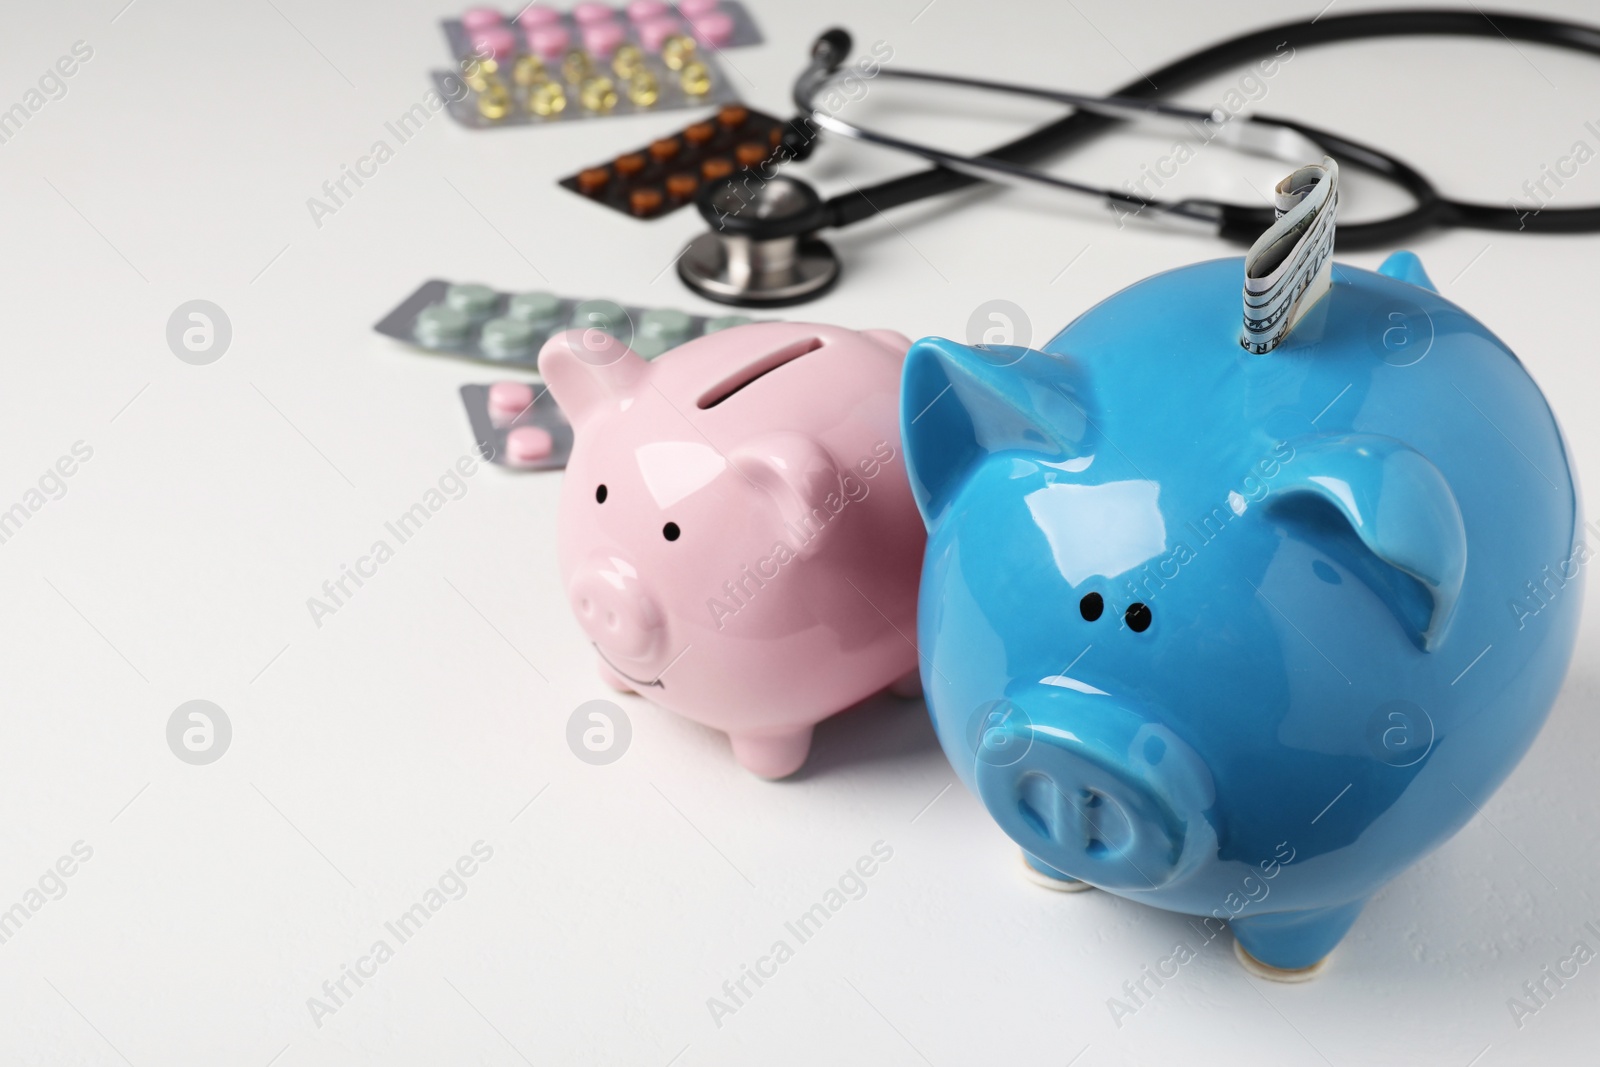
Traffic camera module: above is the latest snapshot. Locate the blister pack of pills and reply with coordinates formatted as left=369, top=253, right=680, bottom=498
left=435, top=1, right=756, bottom=128
left=374, top=279, right=757, bottom=370
left=559, top=104, right=787, bottom=219
left=461, top=382, right=574, bottom=470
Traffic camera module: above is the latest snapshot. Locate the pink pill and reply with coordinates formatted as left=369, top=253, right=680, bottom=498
left=627, top=0, right=670, bottom=20
left=461, top=7, right=505, bottom=31
left=678, top=0, right=719, bottom=15
left=517, top=4, right=561, bottom=28
left=527, top=24, right=571, bottom=58
left=582, top=19, right=626, bottom=57
left=690, top=10, right=733, bottom=47
left=574, top=1, right=617, bottom=25
left=505, top=425, right=554, bottom=466
left=471, top=25, right=518, bottom=60
left=636, top=15, right=680, bottom=51
left=488, top=381, right=535, bottom=428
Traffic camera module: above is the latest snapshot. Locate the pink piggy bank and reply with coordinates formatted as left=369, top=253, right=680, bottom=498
left=539, top=321, right=925, bottom=778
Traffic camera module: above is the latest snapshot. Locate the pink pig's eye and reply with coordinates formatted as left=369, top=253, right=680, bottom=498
left=595, top=484, right=608, bottom=503
left=663, top=522, right=680, bottom=542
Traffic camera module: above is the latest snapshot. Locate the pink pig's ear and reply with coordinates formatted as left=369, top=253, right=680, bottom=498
left=862, top=329, right=912, bottom=355
left=537, top=329, right=650, bottom=423
left=729, top=432, right=842, bottom=562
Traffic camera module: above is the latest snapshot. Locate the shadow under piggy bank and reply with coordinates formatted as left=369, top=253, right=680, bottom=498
left=787, top=690, right=944, bottom=782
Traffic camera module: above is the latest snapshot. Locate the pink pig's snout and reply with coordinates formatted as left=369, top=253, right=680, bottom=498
left=568, top=553, right=665, bottom=663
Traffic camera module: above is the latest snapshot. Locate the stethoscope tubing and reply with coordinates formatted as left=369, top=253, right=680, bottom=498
left=800, top=8, right=1600, bottom=248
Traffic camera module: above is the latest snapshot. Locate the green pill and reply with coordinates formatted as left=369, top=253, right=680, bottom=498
left=639, top=308, right=692, bottom=346
left=414, top=304, right=471, bottom=348
left=632, top=336, right=670, bottom=360
left=569, top=299, right=629, bottom=336
left=445, top=283, right=499, bottom=319
left=480, top=316, right=538, bottom=359
left=703, top=314, right=753, bottom=334
left=509, top=291, right=563, bottom=324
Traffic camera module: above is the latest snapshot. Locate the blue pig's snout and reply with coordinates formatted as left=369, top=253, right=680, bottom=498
left=973, top=699, right=1216, bottom=893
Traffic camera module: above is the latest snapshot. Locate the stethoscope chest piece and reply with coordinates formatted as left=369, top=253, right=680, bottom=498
left=678, top=175, right=840, bottom=307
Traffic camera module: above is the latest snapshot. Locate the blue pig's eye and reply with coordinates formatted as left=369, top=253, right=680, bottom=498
left=1079, top=593, right=1104, bottom=621
left=1125, top=603, right=1152, bottom=633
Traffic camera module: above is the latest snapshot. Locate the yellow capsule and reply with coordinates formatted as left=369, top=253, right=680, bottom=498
left=528, top=78, right=567, bottom=117
left=512, top=54, right=546, bottom=87
left=625, top=69, right=660, bottom=107
left=562, top=49, right=594, bottom=84
left=476, top=79, right=512, bottom=120
left=579, top=75, right=619, bottom=112
left=679, top=59, right=712, bottom=97
left=661, top=34, right=696, bottom=71
left=612, top=43, right=646, bottom=79
left=463, top=55, right=498, bottom=92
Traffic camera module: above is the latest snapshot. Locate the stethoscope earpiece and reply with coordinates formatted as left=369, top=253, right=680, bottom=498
left=810, top=28, right=852, bottom=71
left=677, top=174, right=841, bottom=307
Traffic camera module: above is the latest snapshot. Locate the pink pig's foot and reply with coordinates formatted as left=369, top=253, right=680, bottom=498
left=888, top=670, right=923, bottom=699
left=729, top=727, right=814, bottom=779
left=1020, top=850, right=1094, bottom=892
left=596, top=658, right=635, bottom=694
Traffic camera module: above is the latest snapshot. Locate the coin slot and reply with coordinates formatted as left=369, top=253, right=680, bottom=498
left=696, top=336, right=824, bottom=409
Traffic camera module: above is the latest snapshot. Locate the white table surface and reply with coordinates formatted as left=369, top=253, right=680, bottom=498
left=3, top=0, right=1598, bottom=1063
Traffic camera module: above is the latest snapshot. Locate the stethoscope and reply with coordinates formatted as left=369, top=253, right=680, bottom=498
left=678, top=9, right=1600, bottom=307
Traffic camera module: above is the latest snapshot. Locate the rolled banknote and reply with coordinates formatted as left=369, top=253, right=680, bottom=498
left=1241, top=156, right=1339, bottom=354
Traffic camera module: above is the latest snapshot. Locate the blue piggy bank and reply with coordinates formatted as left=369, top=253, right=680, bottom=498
left=902, top=252, right=1583, bottom=977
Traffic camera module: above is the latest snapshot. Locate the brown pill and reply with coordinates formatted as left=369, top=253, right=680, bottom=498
left=717, top=105, right=748, bottom=129
left=701, top=157, right=733, bottom=181
left=769, top=125, right=783, bottom=147
left=577, top=167, right=610, bottom=194
left=735, top=142, right=767, bottom=167
left=614, top=153, right=646, bottom=177
left=666, top=172, right=698, bottom=199
left=649, top=138, right=680, bottom=162
left=683, top=122, right=714, bottom=146
left=630, top=187, right=664, bottom=215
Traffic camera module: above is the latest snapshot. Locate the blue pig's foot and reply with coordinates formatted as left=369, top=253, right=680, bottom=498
left=1229, top=899, right=1367, bottom=980
left=1020, top=850, right=1094, bottom=893
left=1233, top=941, right=1328, bottom=982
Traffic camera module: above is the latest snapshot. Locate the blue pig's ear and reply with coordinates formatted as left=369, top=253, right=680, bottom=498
left=1266, top=433, right=1465, bottom=650
left=1377, top=251, right=1437, bottom=292
left=900, top=336, right=1091, bottom=526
